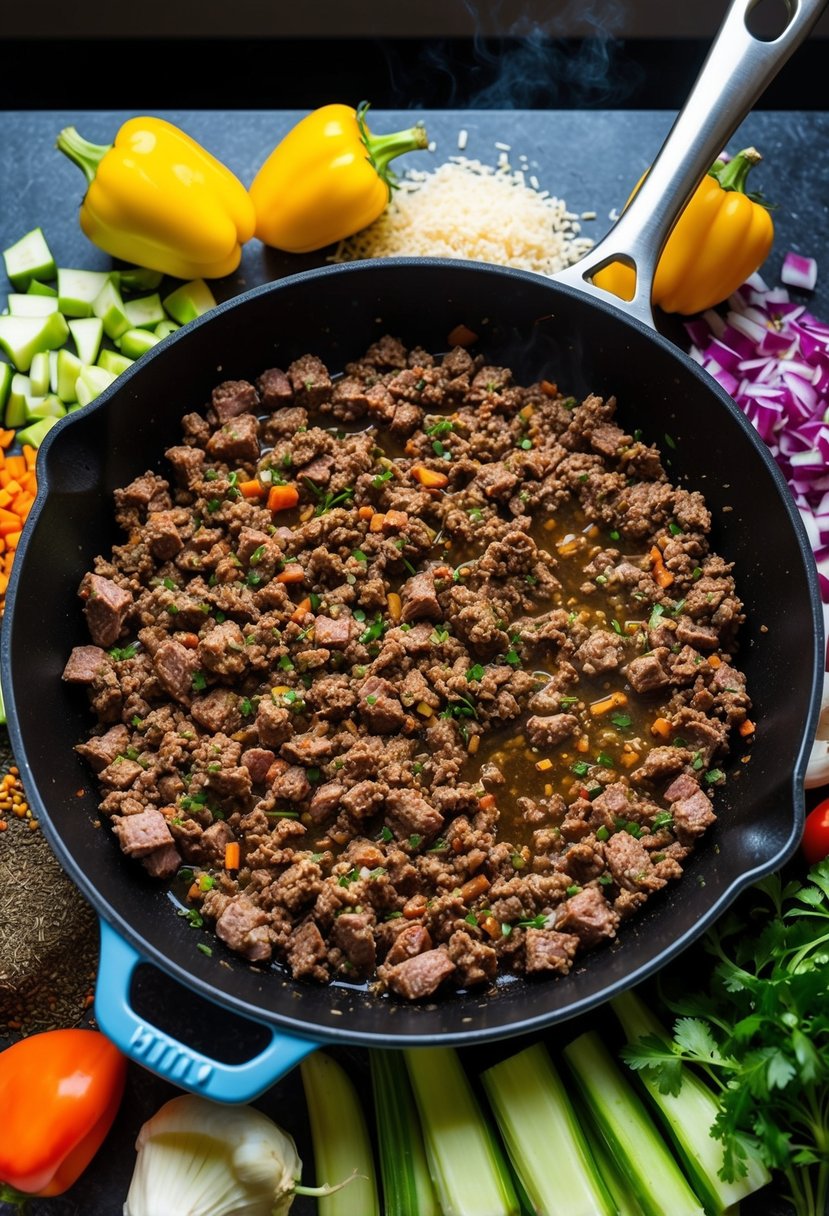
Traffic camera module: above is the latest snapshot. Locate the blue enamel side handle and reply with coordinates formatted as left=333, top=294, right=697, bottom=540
left=95, top=919, right=319, bottom=1103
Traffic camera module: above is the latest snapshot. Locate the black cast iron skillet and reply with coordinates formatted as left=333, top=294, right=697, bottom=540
left=2, top=0, right=825, bottom=1101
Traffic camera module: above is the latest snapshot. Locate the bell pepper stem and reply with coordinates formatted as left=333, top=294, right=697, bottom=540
left=56, top=127, right=112, bottom=186
left=710, top=146, right=763, bottom=195
left=0, top=1183, right=30, bottom=1211
left=356, top=102, right=429, bottom=191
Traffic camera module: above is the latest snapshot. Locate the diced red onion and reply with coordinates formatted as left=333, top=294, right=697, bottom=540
left=691, top=259, right=829, bottom=598
left=781, top=251, right=818, bottom=291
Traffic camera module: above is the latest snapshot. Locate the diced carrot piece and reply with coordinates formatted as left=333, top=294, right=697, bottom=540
left=540, top=380, right=558, bottom=397
left=6, top=457, right=25, bottom=479
left=739, top=718, right=755, bottom=737
left=238, top=478, right=264, bottom=500
left=460, top=874, right=491, bottom=903
left=708, top=654, right=722, bottom=669
left=620, top=751, right=640, bottom=768
left=290, top=597, right=312, bottom=623
left=387, top=592, right=402, bottom=622
left=478, top=793, right=496, bottom=812
left=369, top=512, right=385, bottom=532
left=411, top=465, right=448, bottom=489
left=224, top=841, right=240, bottom=870
left=651, top=717, right=672, bottom=739
left=0, top=573, right=8, bottom=595
left=179, top=633, right=200, bottom=649
left=447, top=323, right=478, bottom=347
left=0, top=490, right=11, bottom=509
left=22, top=445, right=37, bottom=470
left=383, top=509, right=408, bottom=530
left=590, top=691, right=628, bottom=716
left=4, top=532, right=21, bottom=550
left=276, top=565, right=305, bottom=584
left=267, top=484, right=299, bottom=512
left=0, top=430, right=14, bottom=448
left=358, top=505, right=374, bottom=521
left=649, top=545, right=674, bottom=589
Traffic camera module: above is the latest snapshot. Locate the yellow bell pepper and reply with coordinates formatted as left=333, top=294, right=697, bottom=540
left=56, top=118, right=256, bottom=280
left=250, top=102, right=428, bottom=254
left=594, top=147, right=774, bottom=315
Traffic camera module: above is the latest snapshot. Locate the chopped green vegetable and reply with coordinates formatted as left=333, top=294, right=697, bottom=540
left=301, top=1052, right=380, bottom=1216
left=8, top=293, right=59, bottom=319
left=0, top=312, right=69, bottom=372
left=56, top=268, right=111, bottom=318
left=3, top=228, right=56, bottom=290
left=405, top=1048, right=519, bottom=1216
left=563, top=1032, right=706, bottom=1216
left=162, top=278, right=217, bottom=325
left=118, top=327, right=160, bottom=359
left=67, top=316, right=104, bottom=366
left=613, top=989, right=771, bottom=1214
left=370, top=1051, right=439, bottom=1216
left=482, top=1042, right=616, bottom=1216
left=92, top=278, right=131, bottom=340
left=124, top=293, right=166, bottom=330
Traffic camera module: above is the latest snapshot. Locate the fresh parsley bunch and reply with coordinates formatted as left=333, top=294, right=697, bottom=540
left=622, top=860, right=829, bottom=1216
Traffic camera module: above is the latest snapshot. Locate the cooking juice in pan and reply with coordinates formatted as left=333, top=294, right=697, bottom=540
left=63, top=335, right=753, bottom=1000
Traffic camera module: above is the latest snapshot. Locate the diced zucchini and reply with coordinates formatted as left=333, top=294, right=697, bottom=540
left=8, top=294, right=59, bottom=318
left=17, top=415, right=59, bottom=448
left=26, top=394, right=66, bottom=422
left=68, top=317, right=104, bottom=366
left=124, top=293, right=165, bottom=329
left=97, top=349, right=134, bottom=377
left=300, top=1052, right=380, bottom=1216
left=0, top=363, right=12, bottom=412
left=405, top=1047, right=520, bottom=1216
left=92, top=278, right=131, bottom=340
left=370, top=1051, right=439, bottom=1216
left=75, top=364, right=117, bottom=408
left=563, top=1032, right=706, bottom=1216
left=162, top=278, right=217, bottom=325
left=155, top=319, right=180, bottom=339
left=482, top=1042, right=617, bottom=1216
left=57, top=349, right=83, bottom=403
left=29, top=351, right=51, bottom=397
left=3, top=228, right=56, bottom=290
left=27, top=279, right=58, bottom=298
left=6, top=374, right=31, bottom=427
left=118, top=328, right=160, bottom=359
left=612, top=990, right=772, bottom=1214
left=49, top=350, right=59, bottom=393
left=119, top=266, right=163, bottom=292
left=57, top=267, right=112, bottom=318
left=0, top=312, right=70, bottom=372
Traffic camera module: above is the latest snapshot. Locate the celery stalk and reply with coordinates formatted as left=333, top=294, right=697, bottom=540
left=563, top=1031, right=706, bottom=1216
left=404, top=1047, right=520, bottom=1216
left=612, top=989, right=771, bottom=1214
left=300, top=1052, right=380, bottom=1216
left=370, top=1050, right=439, bottom=1216
left=481, top=1042, right=617, bottom=1216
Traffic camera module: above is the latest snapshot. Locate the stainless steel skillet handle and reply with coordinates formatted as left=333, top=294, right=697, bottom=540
left=554, top=0, right=827, bottom=328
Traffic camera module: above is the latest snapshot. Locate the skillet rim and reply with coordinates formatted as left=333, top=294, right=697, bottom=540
left=2, top=256, right=824, bottom=1047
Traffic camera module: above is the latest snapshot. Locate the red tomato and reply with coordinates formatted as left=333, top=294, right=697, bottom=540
left=802, top=798, right=829, bottom=866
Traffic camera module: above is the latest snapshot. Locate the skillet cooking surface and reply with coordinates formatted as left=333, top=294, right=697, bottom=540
left=3, top=259, right=822, bottom=1046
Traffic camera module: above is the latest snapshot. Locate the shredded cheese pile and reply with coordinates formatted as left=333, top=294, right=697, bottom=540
left=332, top=156, right=593, bottom=275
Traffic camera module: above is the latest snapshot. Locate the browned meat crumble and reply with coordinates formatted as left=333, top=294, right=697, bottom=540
left=63, top=335, right=752, bottom=1001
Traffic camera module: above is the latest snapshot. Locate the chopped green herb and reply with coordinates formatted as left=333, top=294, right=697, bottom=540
left=108, top=643, right=137, bottom=661
left=206, top=498, right=220, bottom=513
left=504, top=649, right=521, bottom=668
left=692, top=752, right=705, bottom=771
left=430, top=627, right=450, bottom=644
left=306, top=767, right=321, bottom=783
left=372, top=468, right=393, bottom=488
left=239, top=697, right=253, bottom=717
left=598, top=874, right=613, bottom=886
left=671, top=599, right=687, bottom=617
left=648, top=604, right=665, bottom=630
left=596, top=826, right=610, bottom=842
left=196, top=942, right=213, bottom=956
left=571, top=760, right=590, bottom=777
left=359, top=615, right=385, bottom=645
left=466, top=663, right=485, bottom=682
left=651, top=810, right=675, bottom=830
left=468, top=508, right=483, bottom=522
left=412, top=762, right=424, bottom=775
left=518, top=437, right=533, bottom=450
left=705, top=768, right=725, bottom=785
left=352, top=549, right=368, bottom=564
left=409, top=834, right=423, bottom=848
left=517, top=914, right=550, bottom=929
left=427, top=837, right=448, bottom=853
left=610, top=618, right=623, bottom=635
left=610, top=712, right=632, bottom=728
left=609, top=529, right=620, bottom=540
left=595, top=752, right=615, bottom=769
left=664, top=432, right=677, bottom=450
left=380, top=825, right=394, bottom=842
left=668, top=522, right=683, bottom=536
left=692, top=567, right=703, bottom=580
left=191, top=671, right=207, bottom=693
left=177, top=907, right=204, bottom=929
left=131, top=714, right=143, bottom=728
left=427, top=418, right=454, bottom=436
left=278, top=654, right=294, bottom=672
left=560, top=696, right=579, bottom=707
left=566, top=884, right=581, bottom=897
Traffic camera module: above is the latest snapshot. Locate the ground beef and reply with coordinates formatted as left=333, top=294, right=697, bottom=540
left=67, top=336, right=751, bottom=1002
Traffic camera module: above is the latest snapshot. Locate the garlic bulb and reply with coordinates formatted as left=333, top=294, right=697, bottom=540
left=123, top=1094, right=343, bottom=1216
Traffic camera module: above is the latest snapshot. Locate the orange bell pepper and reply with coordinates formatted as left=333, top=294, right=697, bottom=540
left=0, top=1029, right=126, bottom=1198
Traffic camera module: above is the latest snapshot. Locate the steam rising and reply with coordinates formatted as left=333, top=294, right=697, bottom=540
left=389, top=0, right=643, bottom=109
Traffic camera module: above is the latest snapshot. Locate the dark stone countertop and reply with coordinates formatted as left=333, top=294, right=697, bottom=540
left=2, top=108, right=827, bottom=1215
